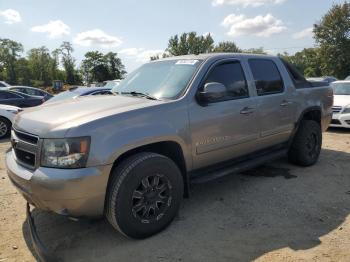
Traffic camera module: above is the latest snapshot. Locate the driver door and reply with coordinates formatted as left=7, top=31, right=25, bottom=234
left=188, top=59, right=259, bottom=169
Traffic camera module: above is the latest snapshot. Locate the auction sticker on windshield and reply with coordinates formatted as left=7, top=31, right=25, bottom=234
left=175, top=60, right=199, bottom=65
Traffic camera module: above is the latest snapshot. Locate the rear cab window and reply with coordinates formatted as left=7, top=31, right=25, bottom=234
left=280, top=59, right=311, bottom=89
left=248, top=59, right=284, bottom=96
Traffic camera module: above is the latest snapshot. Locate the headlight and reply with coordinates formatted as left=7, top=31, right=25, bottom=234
left=41, top=137, right=90, bottom=168
left=343, top=105, right=350, bottom=114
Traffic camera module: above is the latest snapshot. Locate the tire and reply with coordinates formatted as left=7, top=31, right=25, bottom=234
left=288, top=120, right=322, bottom=166
left=105, top=152, right=184, bottom=239
left=0, top=117, right=11, bottom=139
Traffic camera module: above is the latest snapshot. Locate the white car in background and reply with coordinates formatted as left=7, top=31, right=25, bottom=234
left=330, top=81, right=350, bottom=128
left=0, top=105, right=21, bottom=138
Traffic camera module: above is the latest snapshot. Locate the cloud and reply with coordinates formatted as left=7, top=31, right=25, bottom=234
left=31, top=20, right=70, bottom=38
left=119, top=48, right=144, bottom=56
left=73, top=29, right=122, bottom=48
left=293, top=27, right=313, bottom=39
left=119, top=48, right=164, bottom=62
left=213, top=0, right=285, bottom=7
left=222, top=13, right=286, bottom=37
left=0, top=9, right=21, bottom=24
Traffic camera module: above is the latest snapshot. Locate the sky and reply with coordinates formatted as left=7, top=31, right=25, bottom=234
left=0, top=0, right=345, bottom=72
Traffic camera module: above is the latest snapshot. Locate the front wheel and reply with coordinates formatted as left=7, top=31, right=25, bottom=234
left=288, top=120, right=322, bottom=166
left=105, top=152, right=184, bottom=239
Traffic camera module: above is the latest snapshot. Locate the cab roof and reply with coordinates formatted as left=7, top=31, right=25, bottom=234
left=157, top=52, right=275, bottom=62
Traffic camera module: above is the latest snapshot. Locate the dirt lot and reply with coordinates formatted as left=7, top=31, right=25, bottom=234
left=0, top=129, right=350, bottom=262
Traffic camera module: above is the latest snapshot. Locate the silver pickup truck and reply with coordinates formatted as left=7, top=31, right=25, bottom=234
left=7, top=53, right=333, bottom=240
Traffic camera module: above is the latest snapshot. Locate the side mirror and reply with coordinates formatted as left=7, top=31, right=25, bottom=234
left=198, top=82, right=226, bottom=103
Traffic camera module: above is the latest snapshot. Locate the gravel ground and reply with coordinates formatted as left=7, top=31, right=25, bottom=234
left=0, top=128, right=349, bottom=262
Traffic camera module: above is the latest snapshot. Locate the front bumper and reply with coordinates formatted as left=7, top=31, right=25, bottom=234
left=6, top=150, right=113, bottom=217
left=330, top=113, right=350, bottom=128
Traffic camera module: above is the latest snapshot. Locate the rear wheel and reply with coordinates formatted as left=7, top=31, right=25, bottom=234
left=105, top=152, right=184, bottom=239
left=0, top=117, right=11, bottom=139
left=288, top=120, right=322, bottom=166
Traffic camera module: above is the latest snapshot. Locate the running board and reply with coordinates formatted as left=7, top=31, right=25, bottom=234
left=190, top=149, right=288, bottom=184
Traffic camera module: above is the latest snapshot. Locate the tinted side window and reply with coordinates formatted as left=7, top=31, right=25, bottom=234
left=205, top=61, right=248, bottom=101
left=0, top=91, right=8, bottom=99
left=26, top=89, right=40, bottom=96
left=7, top=92, right=22, bottom=98
left=249, top=59, right=284, bottom=96
left=0, top=83, right=5, bottom=87
left=12, top=88, right=24, bottom=93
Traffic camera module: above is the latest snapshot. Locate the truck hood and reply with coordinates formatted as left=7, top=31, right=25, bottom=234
left=333, top=95, right=350, bottom=107
left=14, top=95, right=162, bottom=137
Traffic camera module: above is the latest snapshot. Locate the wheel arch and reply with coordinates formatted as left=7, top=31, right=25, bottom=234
left=288, top=106, right=322, bottom=148
left=106, top=140, right=191, bottom=200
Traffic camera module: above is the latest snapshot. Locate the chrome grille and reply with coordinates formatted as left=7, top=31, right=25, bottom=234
left=11, top=129, right=39, bottom=169
left=332, top=106, right=342, bottom=113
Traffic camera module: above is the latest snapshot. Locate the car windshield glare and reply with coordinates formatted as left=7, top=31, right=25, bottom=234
left=46, top=90, right=78, bottom=103
left=331, top=83, right=350, bottom=95
left=112, top=59, right=201, bottom=100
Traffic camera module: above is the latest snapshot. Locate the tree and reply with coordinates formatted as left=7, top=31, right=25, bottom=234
left=104, top=52, right=126, bottom=80
left=166, top=32, right=214, bottom=56
left=59, top=41, right=77, bottom=84
left=243, top=47, right=266, bottom=55
left=27, top=46, right=56, bottom=86
left=81, top=51, right=126, bottom=84
left=15, top=58, right=31, bottom=86
left=279, top=48, right=322, bottom=77
left=0, top=38, right=23, bottom=84
left=213, top=41, right=241, bottom=53
left=314, top=2, right=350, bottom=78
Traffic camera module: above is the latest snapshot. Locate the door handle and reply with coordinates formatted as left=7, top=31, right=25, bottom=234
left=280, top=100, right=292, bottom=107
left=240, top=107, right=255, bottom=115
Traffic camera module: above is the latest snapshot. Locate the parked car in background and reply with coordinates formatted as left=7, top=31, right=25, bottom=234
left=330, top=80, right=350, bottom=128
left=9, top=86, right=53, bottom=101
left=0, top=81, right=10, bottom=88
left=0, top=90, right=44, bottom=108
left=45, top=86, right=113, bottom=104
left=103, top=79, right=121, bottom=89
left=307, top=76, right=338, bottom=84
left=0, top=105, right=21, bottom=138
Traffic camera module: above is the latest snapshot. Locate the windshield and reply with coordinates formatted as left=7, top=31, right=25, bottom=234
left=112, top=59, right=201, bottom=99
left=45, top=90, right=78, bottom=103
left=104, top=81, right=120, bottom=89
left=331, top=82, right=350, bottom=95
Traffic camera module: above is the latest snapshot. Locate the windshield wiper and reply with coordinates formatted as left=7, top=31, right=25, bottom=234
left=121, top=91, right=159, bottom=100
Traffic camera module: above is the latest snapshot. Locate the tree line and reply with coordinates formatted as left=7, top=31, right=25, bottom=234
left=0, top=40, right=126, bottom=87
left=0, top=2, right=348, bottom=87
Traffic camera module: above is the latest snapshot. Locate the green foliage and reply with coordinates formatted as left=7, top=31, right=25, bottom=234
left=166, top=32, right=214, bottom=56
left=58, top=42, right=76, bottom=85
left=313, top=2, right=350, bottom=79
left=27, top=46, right=55, bottom=86
left=0, top=38, right=23, bottom=84
left=278, top=48, right=322, bottom=77
left=243, top=47, right=266, bottom=55
left=213, top=41, right=241, bottom=53
left=0, top=39, right=83, bottom=87
left=81, top=51, right=126, bottom=84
